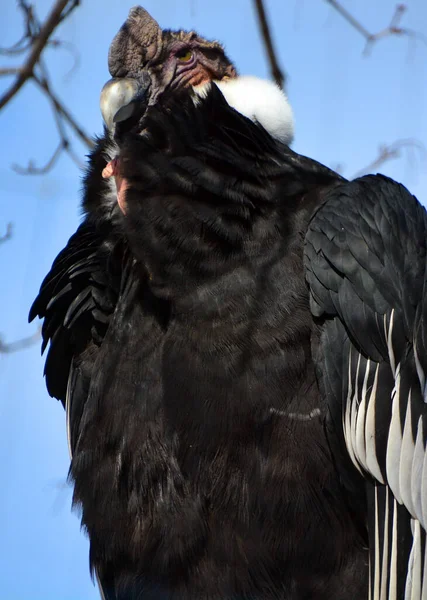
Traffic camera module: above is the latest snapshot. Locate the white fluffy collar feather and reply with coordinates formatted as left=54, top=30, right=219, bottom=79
left=195, top=75, right=294, bottom=146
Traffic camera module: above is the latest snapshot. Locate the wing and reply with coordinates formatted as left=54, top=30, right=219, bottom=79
left=29, top=219, right=123, bottom=456
left=305, top=174, right=427, bottom=599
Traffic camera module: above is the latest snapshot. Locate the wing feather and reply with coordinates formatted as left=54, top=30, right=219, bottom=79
left=305, top=174, right=427, bottom=598
left=29, top=220, right=122, bottom=454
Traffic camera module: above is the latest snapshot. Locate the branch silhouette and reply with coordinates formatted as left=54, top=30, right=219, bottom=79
left=0, top=0, right=93, bottom=176
left=253, top=0, right=285, bottom=89
left=324, top=2, right=427, bottom=54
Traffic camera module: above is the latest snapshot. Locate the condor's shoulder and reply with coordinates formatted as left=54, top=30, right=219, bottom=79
left=305, top=174, right=427, bottom=347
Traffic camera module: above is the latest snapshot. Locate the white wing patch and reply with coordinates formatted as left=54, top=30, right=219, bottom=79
left=365, top=363, right=384, bottom=483
left=340, top=306, right=427, bottom=599
left=343, top=308, right=427, bottom=517
left=356, top=358, right=371, bottom=468
left=405, top=519, right=423, bottom=600
left=343, top=349, right=384, bottom=481
left=386, top=311, right=397, bottom=377
left=400, top=391, right=416, bottom=518
left=387, top=364, right=403, bottom=504
left=370, top=487, right=426, bottom=600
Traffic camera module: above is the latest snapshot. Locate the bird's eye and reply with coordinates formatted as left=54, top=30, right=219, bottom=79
left=176, top=49, right=193, bottom=62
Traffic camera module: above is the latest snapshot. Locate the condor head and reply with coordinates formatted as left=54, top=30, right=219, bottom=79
left=86, top=7, right=244, bottom=222
left=100, top=6, right=237, bottom=132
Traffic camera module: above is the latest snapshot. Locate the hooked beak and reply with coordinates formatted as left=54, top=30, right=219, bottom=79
left=100, top=76, right=151, bottom=130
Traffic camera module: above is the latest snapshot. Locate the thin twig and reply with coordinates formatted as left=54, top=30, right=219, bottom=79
left=0, top=36, right=32, bottom=56
left=48, top=39, right=80, bottom=80
left=2, top=1, right=92, bottom=176
left=0, top=68, right=22, bottom=76
left=0, top=0, right=77, bottom=110
left=13, top=60, right=69, bottom=173
left=324, top=1, right=421, bottom=55
left=0, top=328, right=41, bottom=354
left=352, top=139, right=426, bottom=179
left=58, top=0, right=80, bottom=23
left=0, top=2, right=34, bottom=55
left=12, top=140, right=64, bottom=174
left=33, top=73, right=94, bottom=149
left=12, top=57, right=92, bottom=174
left=364, top=4, right=407, bottom=55
left=65, top=143, right=85, bottom=169
left=0, top=223, right=13, bottom=245
left=253, top=0, right=285, bottom=89
left=325, top=0, right=372, bottom=39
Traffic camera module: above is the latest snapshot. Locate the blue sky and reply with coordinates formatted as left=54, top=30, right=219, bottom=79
left=1, top=1, right=426, bottom=598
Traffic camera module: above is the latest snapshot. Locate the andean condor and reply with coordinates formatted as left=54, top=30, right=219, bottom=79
left=29, top=6, right=427, bottom=600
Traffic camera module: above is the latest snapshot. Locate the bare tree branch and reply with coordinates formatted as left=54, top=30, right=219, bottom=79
left=325, top=0, right=372, bottom=39
left=0, top=36, right=32, bottom=56
left=13, top=141, right=64, bottom=175
left=13, top=60, right=93, bottom=175
left=352, top=139, right=426, bottom=179
left=253, top=0, right=285, bottom=89
left=0, top=1, right=93, bottom=175
left=0, top=223, right=13, bottom=245
left=324, top=2, right=425, bottom=54
left=0, top=329, right=41, bottom=354
left=49, top=39, right=81, bottom=80
left=0, top=2, right=35, bottom=56
left=0, top=220, right=40, bottom=353
left=0, top=68, right=22, bottom=76
left=0, top=0, right=78, bottom=110
left=33, top=73, right=94, bottom=149
left=64, top=143, right=85, bottom=169
left=58, top=0, right=80, bottom=23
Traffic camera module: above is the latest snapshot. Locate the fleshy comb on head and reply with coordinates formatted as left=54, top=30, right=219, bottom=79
left=108, top=6, right=162, bottom=78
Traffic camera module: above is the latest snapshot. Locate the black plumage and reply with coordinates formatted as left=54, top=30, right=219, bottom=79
left=30, top=6, right=427, bottom=600
left=305, top=176, right=427, bottom=599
